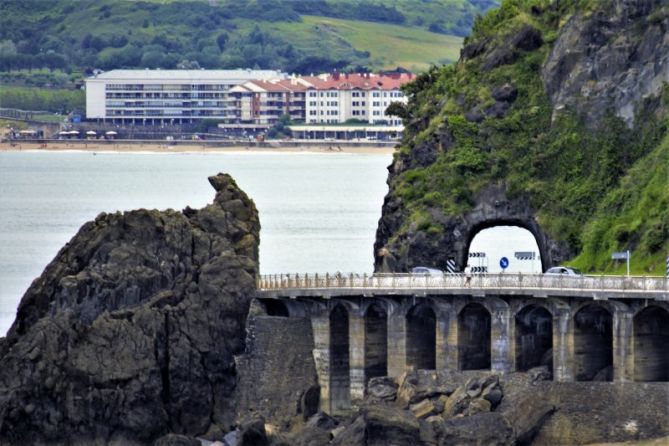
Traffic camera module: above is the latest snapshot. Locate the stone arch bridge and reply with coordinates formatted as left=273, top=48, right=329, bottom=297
left=255, top=273, right=669, bottom=414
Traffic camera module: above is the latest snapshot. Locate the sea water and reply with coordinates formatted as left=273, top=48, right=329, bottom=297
left=0, top=150, right=539, bottom=337
left=0, top=150, right=391, bottom=336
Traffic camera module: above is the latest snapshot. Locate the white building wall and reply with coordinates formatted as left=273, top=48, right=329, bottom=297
left=85, top=81, right=106, bottom=119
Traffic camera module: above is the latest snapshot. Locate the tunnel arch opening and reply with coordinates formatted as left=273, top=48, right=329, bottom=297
left=634, top=306, right=669, bottom=382
left=406, top=304, right=436, bottom=370
left=574, top=304, right=613, bottom=382
left=330, top=304, right=350, bottom=411
left=515, top=305, right=553, bottom=374
left=364, top=303, right=388, bottom=388
left=459, top=303, right=491, bottom=370
left=463, top=221, right=547, bottom=273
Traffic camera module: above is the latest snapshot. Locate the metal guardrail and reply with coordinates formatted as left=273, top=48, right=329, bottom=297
left=257, top=273, right=669, bottom=295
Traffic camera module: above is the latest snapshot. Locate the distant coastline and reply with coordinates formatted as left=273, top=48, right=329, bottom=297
left=0, top=141, right=396, bottom=155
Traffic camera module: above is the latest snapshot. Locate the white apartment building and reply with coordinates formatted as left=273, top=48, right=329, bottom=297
left=85, top=70, right=413, bottom=128
left=302, top=72, right=413, bottom=126
left=85, top=69, right=286, bottom=125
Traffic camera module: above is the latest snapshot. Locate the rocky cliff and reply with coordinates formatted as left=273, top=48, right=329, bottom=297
left=0, top=173, right=259, bottom=445
left=375, top=0, right=669, bottom=274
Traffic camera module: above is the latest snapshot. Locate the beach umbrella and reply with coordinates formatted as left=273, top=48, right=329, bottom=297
left=105, top=131, right=118, bottom=135
left=86, top=131, right=96, bottom=135
left=58, top=131, right=69, bottom=135
left=19, top=130, right=37, bottom=134
left=68, top=130, right=80, bottom=135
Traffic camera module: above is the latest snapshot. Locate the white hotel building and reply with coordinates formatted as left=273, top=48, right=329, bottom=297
left=85, top=70, right=413, bottom=128
left=85, top=69, right=286, bottom=125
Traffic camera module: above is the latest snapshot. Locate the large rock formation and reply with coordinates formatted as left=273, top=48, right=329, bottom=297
left=0, top=173, right=260, bottom=444
left=375, top=0, right=669, bottom=273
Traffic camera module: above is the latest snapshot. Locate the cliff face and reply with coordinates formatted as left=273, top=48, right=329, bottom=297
left=375, top=0, right=669, bottom=273
left=0, top=174, right=259, bottom=444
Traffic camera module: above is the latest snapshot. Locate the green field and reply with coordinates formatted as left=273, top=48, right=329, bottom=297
left=295, top=16, right=463, bottom=71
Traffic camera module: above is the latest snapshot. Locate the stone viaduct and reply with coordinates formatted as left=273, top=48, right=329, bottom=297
left=255, top=273, right=669, bottom=414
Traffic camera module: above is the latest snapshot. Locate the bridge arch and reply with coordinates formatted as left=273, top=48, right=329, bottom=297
left=515, top=304, right=553, bottom=373
left=406, top=303, right=437, bottom=370
left=329, top=304, right=350, bottom=412
left=364, top=303, right=388, bottom=386
left=256, top=298, right=290, bottom=317
left=458, top=303, right=491, bottom=370
left=633, top=305, right=669, bottom=382
left=574, top=304, right=613, bottom=382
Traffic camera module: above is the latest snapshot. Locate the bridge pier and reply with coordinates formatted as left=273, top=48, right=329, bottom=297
left=491, top=305, right=513, bottom=373
left=553, top=307, right=575, bottom=382
left=613, top=307, right=634, bottom=382
left=310, top=312, right=333, bottom=414
left=348, top=312, right=366, bottom=404
left=387, top=311, right=407, bottom=378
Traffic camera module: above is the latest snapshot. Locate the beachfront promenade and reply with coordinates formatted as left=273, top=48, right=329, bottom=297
left=255, top=272, right=669, bottom=414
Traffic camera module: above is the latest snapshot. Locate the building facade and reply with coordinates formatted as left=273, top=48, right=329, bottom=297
left=85, top=69, right=286, bottom=125
left=85, top=70, right=413, bottom=129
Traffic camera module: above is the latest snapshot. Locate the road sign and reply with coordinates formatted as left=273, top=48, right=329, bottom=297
left=612, top=250, right=630, bottom=276
left=514, top=251, right=536, bottom=260
left=500, top=257, right=509, bottom=270
left=469, top=252, right=486, bottom=258
left=446, top=259, right=457, bottom=274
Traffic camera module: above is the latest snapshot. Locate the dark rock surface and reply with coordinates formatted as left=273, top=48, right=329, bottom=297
left=0, top=173, right=260, bottom=444
left=542, top=0, right=669, bottom=126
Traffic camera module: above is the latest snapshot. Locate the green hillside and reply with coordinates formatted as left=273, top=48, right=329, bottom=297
left=0, top=0, right=495, bottom=75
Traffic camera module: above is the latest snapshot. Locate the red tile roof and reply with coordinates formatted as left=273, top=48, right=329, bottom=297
left=303, top=72, right=414, bottom=91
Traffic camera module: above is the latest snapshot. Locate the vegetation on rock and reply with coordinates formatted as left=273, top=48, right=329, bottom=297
left=379, top=0, right=669, bottom=275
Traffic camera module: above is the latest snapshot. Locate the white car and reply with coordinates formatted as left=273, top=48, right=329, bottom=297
left=544, top=266, right=583, bottom=276
left=410, top=266, right=444, bottom=277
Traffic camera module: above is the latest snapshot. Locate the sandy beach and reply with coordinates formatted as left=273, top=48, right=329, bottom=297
left=0, top=141, right=396, bottom=154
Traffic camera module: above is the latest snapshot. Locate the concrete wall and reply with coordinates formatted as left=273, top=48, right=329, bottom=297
left=234, top=314, right=318, bottom=428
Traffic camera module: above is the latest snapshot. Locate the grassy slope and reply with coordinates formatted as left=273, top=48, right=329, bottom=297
left=389, top=0, right=669, bottom=275
left=267, top=16, right=463, bottom=71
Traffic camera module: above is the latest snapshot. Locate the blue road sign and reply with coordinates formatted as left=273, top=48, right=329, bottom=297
left=499, top=257, right=509, bottom=270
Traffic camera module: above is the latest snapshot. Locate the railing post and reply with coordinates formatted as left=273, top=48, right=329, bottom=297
left=349, top=272, right=353, bottom=287
left=315, top=272, right=319, bottom=288
left=363, top=273, right=368, bottom=288
left=326, top=272, right=330, bottom=288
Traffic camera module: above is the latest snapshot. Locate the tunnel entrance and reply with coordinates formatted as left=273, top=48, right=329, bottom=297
left=574, top=304, right=613, bottom=381
left=466, top=225, right=543, bottom=273
left=515, top=305, right=553, bottom=373
left=634, top=306, right=669, bottom=382
left=406, top=304, right=436, bottom=370
left=364, top=304, right=388, bottom=387
left=459, top=303, right=491, bottom=370
left=330, top=304, right=350, bottom=411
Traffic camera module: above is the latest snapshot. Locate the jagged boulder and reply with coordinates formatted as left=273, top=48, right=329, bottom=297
left=0, top=173, right=260, bottom=444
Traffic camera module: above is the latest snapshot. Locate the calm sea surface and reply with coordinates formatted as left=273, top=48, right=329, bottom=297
left=0, top=150, right=392, bottom=336
left=0, top=150, right=540, bottom=337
